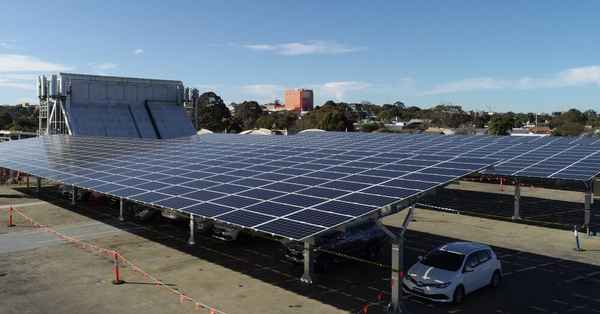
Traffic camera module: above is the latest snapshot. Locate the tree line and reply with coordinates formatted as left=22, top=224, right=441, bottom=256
left=3, top=94, right=598, bottom=137
left=0, top=105, right=38, bottom=132
left=195, top=91, right=600, bottom=136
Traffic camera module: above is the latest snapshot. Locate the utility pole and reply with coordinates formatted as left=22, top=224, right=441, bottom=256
left=192, top=88, right=200, bottom=130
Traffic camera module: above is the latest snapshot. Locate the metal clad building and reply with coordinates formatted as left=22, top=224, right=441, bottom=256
left=38, top=73, right=195, bottom=139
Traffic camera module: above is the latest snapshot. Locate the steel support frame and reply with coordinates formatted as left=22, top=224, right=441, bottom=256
left=71, top=185, right=76, bottom=205
left=301, top=239, right=315, bottom=284
left=188, top=214, right=196, bottom=245
left=376, top=205, right=415, bottom=314
left=584, top=181, right=592, bottom=232
left=119, top=198, right=125, bottom=222
left=513, top=178, right=521, bottom=220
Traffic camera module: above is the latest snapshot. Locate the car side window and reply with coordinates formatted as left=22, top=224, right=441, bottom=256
left=477, top=250, right=491, bottom=264
left=466, top=253, right=479, bottom=268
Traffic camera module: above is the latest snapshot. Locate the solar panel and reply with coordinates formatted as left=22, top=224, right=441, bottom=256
left=8, top=132, right=598, bottom=241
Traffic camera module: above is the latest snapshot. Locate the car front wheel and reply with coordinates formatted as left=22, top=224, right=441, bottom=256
left=490, top=270, right=501, bottom=288
left=453, top=286, right=465, bottom=304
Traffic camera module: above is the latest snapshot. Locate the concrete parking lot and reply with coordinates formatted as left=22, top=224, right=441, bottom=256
left=1, top=184, right=599, bottom=314
left=421, top=180, right=600, bottom=231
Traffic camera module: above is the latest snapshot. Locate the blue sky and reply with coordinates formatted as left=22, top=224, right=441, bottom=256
left=1, top=0, right=599, bottom=112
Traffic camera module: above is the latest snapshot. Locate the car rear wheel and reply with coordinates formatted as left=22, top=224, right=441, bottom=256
left=490, top=270, right=501, bottom=288
left=453, top=286, right=465, bottom=305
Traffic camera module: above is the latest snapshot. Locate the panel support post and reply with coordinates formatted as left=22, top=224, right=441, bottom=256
left=390, top=237, right=403, bottom=313
left=376, top=205, right=414, bottom=314
left=71, top=185, right=76, bottom=205
left=301, top=240, right=314, bottom=284
left=119, top=198, right=125, bottom=222
left=584, top=182, right=592, bottom=233
left=36, top=177, right=42, bottom=194
left=512, top=179, right=521, bottom=220
left=187, top=214, right=195, bottom=246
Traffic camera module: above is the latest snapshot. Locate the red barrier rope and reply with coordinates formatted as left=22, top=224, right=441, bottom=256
left=5, top=206, right=226, bottom=314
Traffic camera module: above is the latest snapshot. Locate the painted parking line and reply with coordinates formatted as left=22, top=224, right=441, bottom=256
left=529, top=306, right=549, bottom=312
left=564, top=271, right=600, bottom=283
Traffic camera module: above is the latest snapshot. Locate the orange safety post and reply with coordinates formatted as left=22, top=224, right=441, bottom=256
left=362, top=304, right=369, bottom=314
left=112, top=251, right=125, bottom=285
left=8, top=206, right=15, bottom=227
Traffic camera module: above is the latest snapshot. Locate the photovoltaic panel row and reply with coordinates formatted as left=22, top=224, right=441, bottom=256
left=201, top=132, right=600, bottom=181
left=0, top=135, right=498, bottom=240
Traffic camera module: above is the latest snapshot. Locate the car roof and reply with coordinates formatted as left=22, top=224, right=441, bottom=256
left=437, top=242, right=490, bottom=255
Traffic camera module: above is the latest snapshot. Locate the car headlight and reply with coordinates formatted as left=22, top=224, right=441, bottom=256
left=407, top=276, right=418, bottom=284
left=431, top=282, right=451, bottom=288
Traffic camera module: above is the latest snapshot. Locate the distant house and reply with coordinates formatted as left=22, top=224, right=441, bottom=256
left=424, top=127, right=456, bottom=135
left=510, top=127, right=550, bottom=137
left=403, top=119, right=429, bottom=131
left=263, top=102, right=285, bottom=112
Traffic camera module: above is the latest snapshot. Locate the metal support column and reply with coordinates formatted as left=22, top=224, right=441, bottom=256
left=513, top=179, right=521, bottom=220
left=36, top=177, right=42, bottom=194
left=390, top=237, right=403, bottom=312
left=119, top=198, right=125, bottom=222
left=377, top=205, right=415, bottom=314
left=187, top=214, right=196, bottom=245
left=301, top=240, right=314, bottom=284
left=71, top=185, right=76, bottom=205
left=584, top=183, right=592, bottom=231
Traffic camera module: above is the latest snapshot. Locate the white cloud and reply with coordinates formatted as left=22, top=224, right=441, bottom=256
left=0, top=79, right=35, bottom=90
left=133, top=49, right=144, bottom=55
left=0, top=41, right=17, bottom=49
left=240, top=84, right=283, bottom=100
left=422, top=65, right=600, bottom=95
left=558, top=66, right=600, bottom=86
left=0, top=55, right=70, bottom=92
left=320, top=81, right=371, bottom=100
left=0, top=54, right=70, bottom=72
left=244, top=40, right=364, bottom=56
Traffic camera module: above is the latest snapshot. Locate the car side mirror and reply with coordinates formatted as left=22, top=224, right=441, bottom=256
left=463, top=266, right=474, bottom=273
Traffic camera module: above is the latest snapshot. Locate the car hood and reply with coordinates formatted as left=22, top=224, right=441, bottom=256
left=407, top=262, right=458, bottom=284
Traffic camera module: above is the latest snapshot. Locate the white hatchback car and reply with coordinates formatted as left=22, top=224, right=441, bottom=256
left=402, top=242, right=502, bottom=304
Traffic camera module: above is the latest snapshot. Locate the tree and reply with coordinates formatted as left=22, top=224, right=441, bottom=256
left=0, top=112, right=13, bottom=129
left=551, top=109, right=586, bottom=136
left=196, top=92, right=231, bottom=132
left=299, top=101, right=356, bottom=131
left=255, top=115, right=276, bottom=130
left=255, top=111, right=298, bottom=130
left=552, top=122, right=585, bottom=136
left=377, top=103, right=405, bottom=122
left=360, top=122, right=381, bottom=132
left=234, top=101, right=263, bottom=130
left=488, top=115, right=514, bottom=135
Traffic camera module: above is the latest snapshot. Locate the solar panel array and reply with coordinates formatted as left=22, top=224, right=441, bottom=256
left=199, top=132, right=600, bottom=181
left=0, top=135, right=497, bottom=240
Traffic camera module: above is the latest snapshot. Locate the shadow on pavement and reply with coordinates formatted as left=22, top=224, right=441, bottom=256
left=10, top=186, right=600, bottom=314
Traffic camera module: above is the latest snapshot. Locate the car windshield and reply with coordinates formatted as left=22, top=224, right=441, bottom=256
left=421, top=249, right=465, bottom=271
